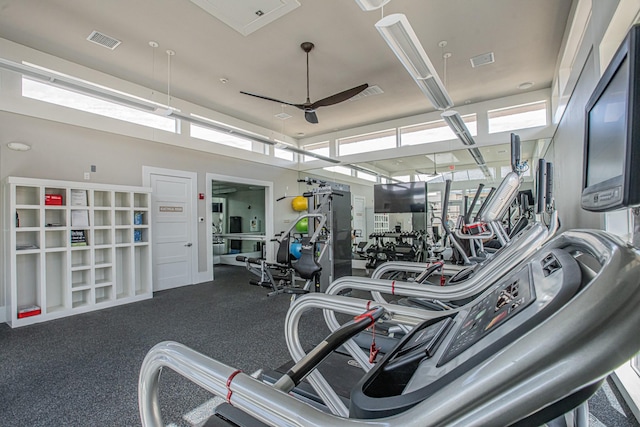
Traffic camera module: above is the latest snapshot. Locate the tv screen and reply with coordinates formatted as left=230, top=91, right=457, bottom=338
left=586, top=57, right=627, bottom=188
left=582, top=24, right=640, bottom=211
left=374, top=182, right=427, bottom=213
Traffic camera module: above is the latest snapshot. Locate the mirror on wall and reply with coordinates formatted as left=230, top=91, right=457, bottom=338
left=299, top=138, right=550, bottom=241
left=211, top=181, right=266, bottom=265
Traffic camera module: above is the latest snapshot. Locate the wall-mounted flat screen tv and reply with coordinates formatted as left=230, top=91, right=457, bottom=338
left=582, top=24, right=640, bottom=212
left=374, top=182, right=427, bottom=213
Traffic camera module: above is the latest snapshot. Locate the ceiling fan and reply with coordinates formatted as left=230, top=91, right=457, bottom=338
left=240, top=42, right=369, bottom=124
left=416, top=154, right=442, bottom=179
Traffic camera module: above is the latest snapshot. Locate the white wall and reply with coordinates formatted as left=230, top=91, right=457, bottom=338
left=545, top=49, right=602, bottom=230
left=0, top=111, right=301, bottom=291
left=545, top=0, right=631, bottom=231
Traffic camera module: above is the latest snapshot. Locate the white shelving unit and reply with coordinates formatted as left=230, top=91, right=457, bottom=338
left=4, top=177, right=152, bottom=327
left=373, top=213, right=390, bottom=233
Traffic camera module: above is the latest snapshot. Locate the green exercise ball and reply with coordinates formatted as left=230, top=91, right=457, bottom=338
left=295, top=217, right=308, bottom=233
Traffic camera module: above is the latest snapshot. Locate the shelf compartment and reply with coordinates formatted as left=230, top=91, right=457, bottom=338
left=115, top=228, right=132, bottom=244
left=94, top=247, right=112, bottom=266
left=95, top=266, right=113, bottom=285
left=45, top=229, right=67, bottom=249
left=115, top=247, right=132, bottom=299
left=133, top=211, right=147, bottom=225
left=95, top=285, right=113, bottom=304
left=134, top=193, right=149, bottom=208
left=70, top=209, right=90, bottom=228
left=71, top=248, right=91, bottom=269
left=44, top=187, right=66, bottom=206
left=45, top=251, right=67, bottom=313
left=134, top=246, right=151, bottom=295
left=133, top=228, right=148, bottom=243
left=71, top=289, right=91, bottom=309
left=71, top=269, right=91, bottom=289
left=114, top=192, right=131, bottom=208
left=45, top=208, right=66, bottom=227
left=16, top=208, right=40, bottom=228
left=15, top=252, right=41, bottom=310
left=16, top=185, right=40, bottom=206
left=93, top=190, right=112, bottom=207
left=114, top=210, right=131, bottom=226
left=93, top=209, right=112, bottom=226
left=93, top=229, right=112, bottom=246
left=16, top=230, right=40, bottom=251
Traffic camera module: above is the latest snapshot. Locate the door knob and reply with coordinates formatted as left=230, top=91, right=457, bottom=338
left=185, top=243, right=193, bottom=247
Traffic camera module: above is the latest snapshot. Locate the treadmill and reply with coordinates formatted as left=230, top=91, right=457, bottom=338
left=326, top=171, right=559, bottom=312
left=139, top=229, right=640, bottom=426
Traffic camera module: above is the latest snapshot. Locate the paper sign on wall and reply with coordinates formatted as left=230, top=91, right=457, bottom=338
left=159, top=206, right=183, bottom=212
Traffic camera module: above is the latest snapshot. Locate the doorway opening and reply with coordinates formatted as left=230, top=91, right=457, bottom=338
left=206, top=174, right=274, bottom=279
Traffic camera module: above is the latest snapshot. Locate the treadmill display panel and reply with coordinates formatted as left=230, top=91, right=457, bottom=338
left=440, top=266, right=535, bottom=364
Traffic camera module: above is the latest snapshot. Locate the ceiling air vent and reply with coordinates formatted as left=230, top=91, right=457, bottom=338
left=349, top=85, right=384, bottom=102
left=275, top=112, right=292, bottom=120
left=86, top=31, right=121, bottom=50
left=470, top=52, right=495, bottom=68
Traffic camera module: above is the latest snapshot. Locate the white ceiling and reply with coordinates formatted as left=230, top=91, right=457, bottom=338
left=360, top=138, right=539, bottom=178
left=0, top=0, right=573, bottom=140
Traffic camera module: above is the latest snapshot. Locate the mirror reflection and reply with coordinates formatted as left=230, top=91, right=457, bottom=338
left=300, top=139, right=550, bottom=267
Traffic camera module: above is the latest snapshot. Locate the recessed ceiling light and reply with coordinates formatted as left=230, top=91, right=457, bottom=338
left=219, top=78, right=229, bottom=84
left=518, top=81, right=534, bottom=90
left=296, top=132, right=305, bottom=137
left=7, top=142, right=31, bottom=151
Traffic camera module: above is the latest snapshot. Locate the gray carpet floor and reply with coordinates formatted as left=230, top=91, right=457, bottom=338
left=0, top=265, right=638, bottom=426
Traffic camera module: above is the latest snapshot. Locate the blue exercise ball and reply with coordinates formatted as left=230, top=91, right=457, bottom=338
left=290, top=242, right=302, bottom=259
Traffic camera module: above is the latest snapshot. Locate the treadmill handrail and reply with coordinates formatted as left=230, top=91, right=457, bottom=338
left=327, top=221, right=553, bottom=304
left=140, top=230, right=640, bottom=427
left=283, top=294, right=431, bottom=416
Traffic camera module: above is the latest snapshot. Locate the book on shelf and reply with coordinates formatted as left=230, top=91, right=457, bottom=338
left=71, top=210, right=89, bottom=227
left=17, top=305, right=41, bottom=318
left=70, top=230, right=87, bottom=246
left=70, top=189, right=88, bottom=206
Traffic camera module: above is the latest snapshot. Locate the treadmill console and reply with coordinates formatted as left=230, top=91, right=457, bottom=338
left=440, top=266, right=533, bottom=364
left=350, top=248, right=582, bottom=419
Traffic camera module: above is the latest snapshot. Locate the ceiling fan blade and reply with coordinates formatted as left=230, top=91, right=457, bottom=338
left=240, top=91, right=302, bottom=108
left=305, top=110, right=319, bottom=124
left=310, top=83, right=369, bottom=108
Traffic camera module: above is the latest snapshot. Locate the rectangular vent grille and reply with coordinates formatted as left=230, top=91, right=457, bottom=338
left=470, top=52, right=495, bottom=68
left=87, top=31, right=121, bottom=50
left=349, top=85, right=384, bottom=101
left=541, top=254, right=562, bottom=277
left=274, top=112, right=292, bottom=120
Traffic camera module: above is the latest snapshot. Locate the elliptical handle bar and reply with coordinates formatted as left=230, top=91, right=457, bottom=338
left=465, top=183, right=485, bottom=224
left=474, top=187, right=496, bottom=222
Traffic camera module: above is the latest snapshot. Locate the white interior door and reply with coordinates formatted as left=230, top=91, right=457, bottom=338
left=353, top=195, right=366, bottom=244
left=149, top=172, right=194, bottom=291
